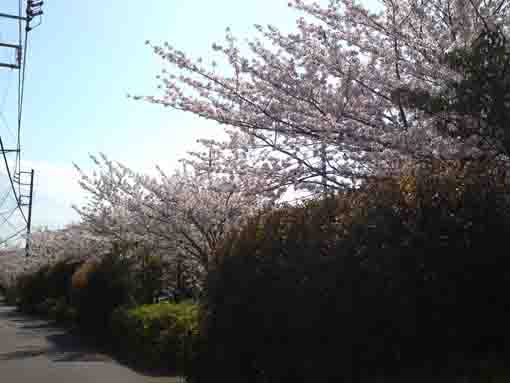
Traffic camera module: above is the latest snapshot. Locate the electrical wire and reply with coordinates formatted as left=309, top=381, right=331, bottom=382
left=0, top=189, right=11, bottom=210
left=0, top=73, right=14, bottom=141
left=0, top=226, right=26, bottom=247
left=0, top=134, right=27, bottom=224
left=14, top=0, right=24, bottom=188
left=0, top=0, right=39, bottom=249
left=0, top=74, right=16, bottom=215
left=0, top=68, right=12, bottom=108
left=0, top=206, right=20, bottom=230
left=0, top=110, right=16, bottom=142
left=0, top=0, right=30, bottom=226
left=0, top=44, right=16, bottom=216
left=15, top=6, right=30, bottom=203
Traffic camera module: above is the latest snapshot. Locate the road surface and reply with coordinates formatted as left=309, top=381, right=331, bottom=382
left=0, top=299, right=178, bottom=383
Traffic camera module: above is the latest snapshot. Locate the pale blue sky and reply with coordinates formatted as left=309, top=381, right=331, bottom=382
left=0, top=0, right=303, bottom=231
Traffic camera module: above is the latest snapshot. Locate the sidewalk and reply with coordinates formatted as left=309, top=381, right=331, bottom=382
left=0, top=300, right=179, bottom=383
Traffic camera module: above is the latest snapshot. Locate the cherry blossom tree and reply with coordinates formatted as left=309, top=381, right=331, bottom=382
left=29, top=223, right=114, bottom=263
left=0, top=227, right=88, bottom=287
left=137, top=0, right=510, bottom=194
left=399, top=24, right=510, bottom=157
left=73, top=152, right=273, bottom=292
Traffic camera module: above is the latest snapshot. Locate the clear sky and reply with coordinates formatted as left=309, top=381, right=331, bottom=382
left=0, top=0, right=303, bottom=232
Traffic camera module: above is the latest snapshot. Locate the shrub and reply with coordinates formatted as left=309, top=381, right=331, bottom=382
left=44, top=259, right=82, bottom=303
left=70, top=260, right=98, bottom=291
left=16, top=259, right=82, bottom=314
left=16, top=265, right=52, bottom=313
left=71, top=252, right=135, bottom=336
left=2, top=283, right=20, bottom=306
left=34, top=297, right=57, bottom=316
left=110, top=301, right=199, bottom=373
left=133, top=253, right=167, bottom=305
left=192, top=160, right=510, bottom=383
left=47, top=298, right=77, bottom=324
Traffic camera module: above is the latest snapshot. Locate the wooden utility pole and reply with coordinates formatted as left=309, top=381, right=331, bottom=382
left=24, top=169, right=34, bottom=257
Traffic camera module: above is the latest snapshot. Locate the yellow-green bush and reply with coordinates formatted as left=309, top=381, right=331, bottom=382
left=110, top=301, right=199, bottom=373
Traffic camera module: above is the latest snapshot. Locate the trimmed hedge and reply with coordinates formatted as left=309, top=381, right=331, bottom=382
left=110, top=301, right=199, bottom=373
left=16, top=259, right=82, bottom=314
left=191, top=160, right=510, bottom=383
left=71, top=253, right=135, bottom=336
left=1, top=283, right=20, bottom=306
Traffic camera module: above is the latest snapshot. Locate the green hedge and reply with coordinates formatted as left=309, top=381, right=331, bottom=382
left=192, top=160, right=510, bottom=383
left=16, top=260, right=82, bottom=314
left=1, top=283, right=20, bottom=306
left=110, top=301, right=199, bottom=373
left=71, top=253, right=135, bottom=336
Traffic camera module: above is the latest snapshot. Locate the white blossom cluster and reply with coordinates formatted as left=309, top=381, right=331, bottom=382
left=137, top=0, right=510, bottom=193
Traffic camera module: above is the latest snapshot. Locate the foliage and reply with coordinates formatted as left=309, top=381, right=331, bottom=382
left=193, top=160, right=510, bottom=382
left=30, top=297, right=77, bottom=324
left=70, top=260, right=98, bottom=291
left=71, top=250, right=135, bottom=336
left=133, top=252, right=168, bottom=304
left=110, top=301, right=199, bottom=373
left=43, top=259, right=82, bottom=303
left=12, top=241, right=178, bottom=331
left=15, top=265, right=50, bottom=313
left=1, top=284, right=19, bottom=306
left=0, top=249, right=47, bottom=289
left=398, top=25, right=510, bottom=157
left=11, top=259, right=78, bottom=315
left=47, top=298, right=78, bottom=323
left=5, top=245, right=197, bottom=375
left=12, top=259, right=80, bottom=319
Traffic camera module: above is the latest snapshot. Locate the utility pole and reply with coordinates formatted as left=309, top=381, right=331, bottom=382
left=20, top=169, right=34, bottom=256
left=0, top=1, right=43, bottom=254
left=0, top=0, right=43, bottom=68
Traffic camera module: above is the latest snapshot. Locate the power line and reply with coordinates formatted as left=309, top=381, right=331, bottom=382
left=0, top=190, right=10, bottom=207
left=0, top=99, right=16, bottom=144
left=0, top=207, right=15, bottom=215
left=14, top=0, right=27, bottom=181
left=0, top=188, right=10, bottom=210
left=0, top=134, right=26, bottom=223
left=0, top=2, right=25, bottom=225
left=16, top=27, right=30, bottom=179
left=0, top=226, right=26, bottom=248
left=0, top=70, right=13, bottom=110
left=0, top=109, right=16, bottom=142
left=0, top=206, right=21, bottom=231
left=0, top=54, right=15, bottom=142
left=0, top=0, right=43, bottom=253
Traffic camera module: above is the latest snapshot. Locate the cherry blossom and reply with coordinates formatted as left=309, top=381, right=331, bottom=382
left=138, top=0, right=510, bottom=193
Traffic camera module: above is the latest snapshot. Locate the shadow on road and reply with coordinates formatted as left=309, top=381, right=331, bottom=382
left=0, top=303, right=112, bottom=363
left=0, top=300, right=178, bottom=378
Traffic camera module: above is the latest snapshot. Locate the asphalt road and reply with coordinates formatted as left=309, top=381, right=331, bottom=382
left=0, top=300, right=178, bottom=383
